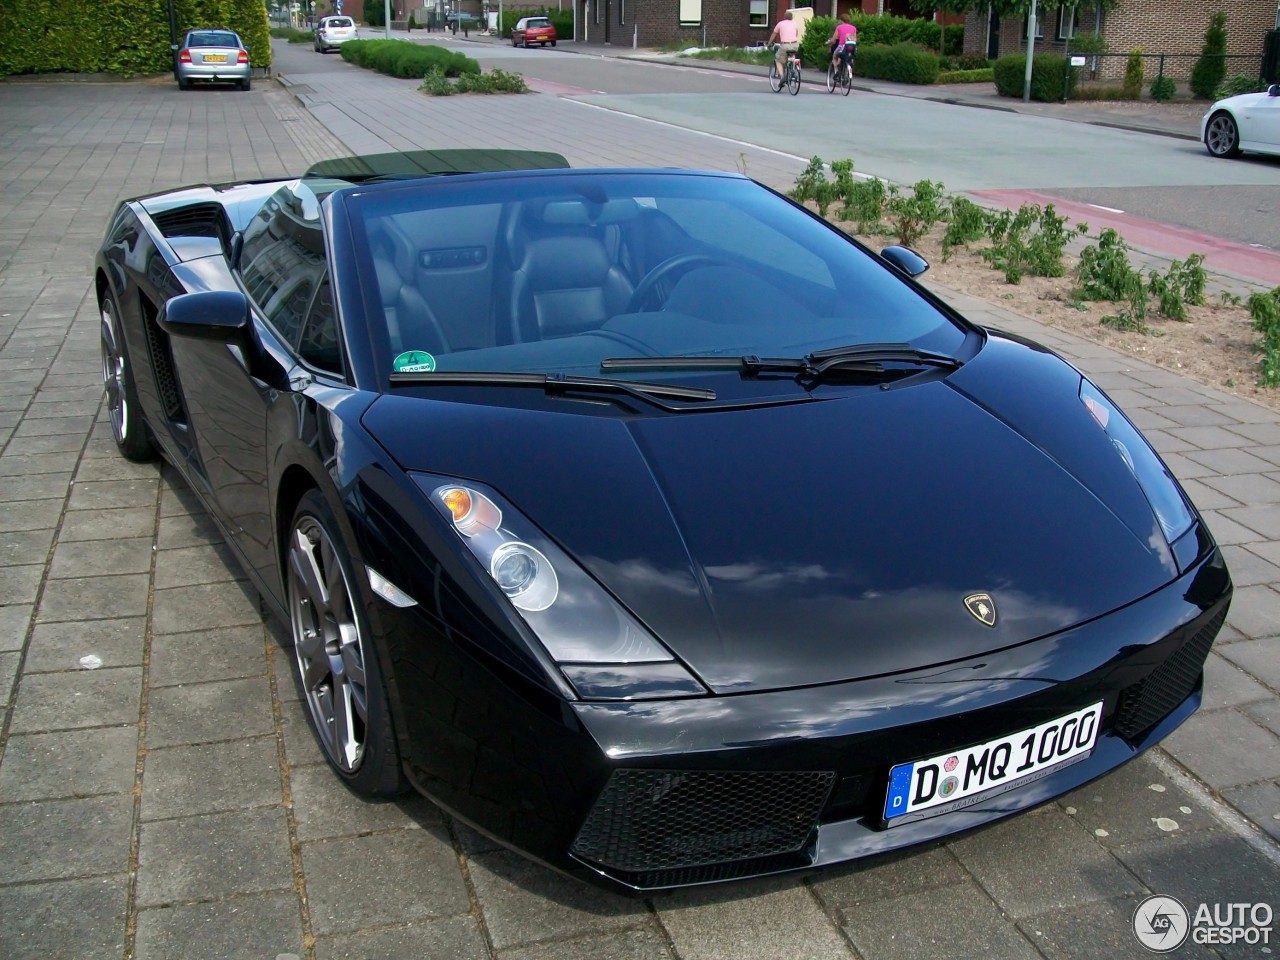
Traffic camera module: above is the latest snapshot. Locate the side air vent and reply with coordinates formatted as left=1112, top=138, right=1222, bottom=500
left=140, top=296, right=186, bottom=424
left=151, top=203, right=228, bottom=244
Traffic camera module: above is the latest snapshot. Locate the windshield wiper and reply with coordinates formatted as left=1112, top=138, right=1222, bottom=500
left=388, top=371, right=716, bottom=410
left=602, top=343, right=961, bottom=379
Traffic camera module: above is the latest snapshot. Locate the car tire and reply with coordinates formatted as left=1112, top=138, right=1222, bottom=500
left=240, top=77, right=251, bottom=91
left=1204, top=110, right=1241, bottom=158
left=287, top=490, right=407, bottom=797
left=177, top=76, right=191, bottom=91
left=551, top=40, right=556, bottom=46
left=100, top=294, right=156, bottom=463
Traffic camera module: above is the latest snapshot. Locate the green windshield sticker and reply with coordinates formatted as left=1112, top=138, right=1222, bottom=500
left=393, top=350, right=436, bottom=373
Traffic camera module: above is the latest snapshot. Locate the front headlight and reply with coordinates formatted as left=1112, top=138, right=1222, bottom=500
left=414, top=474, right=706, bottom=699
left=1080, top=379, right=1194, bottom=544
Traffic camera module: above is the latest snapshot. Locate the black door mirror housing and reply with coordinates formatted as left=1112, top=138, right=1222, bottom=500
left=159, top=289, right=252, bottom=342
left=880, top=245, right=930, bottom=278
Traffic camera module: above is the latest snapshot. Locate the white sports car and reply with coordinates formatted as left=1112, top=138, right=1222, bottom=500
left=1201, top=84, right=1280, bottom=158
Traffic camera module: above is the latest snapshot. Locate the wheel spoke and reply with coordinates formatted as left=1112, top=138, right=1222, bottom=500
left=290, top=528, right=330, bottom=614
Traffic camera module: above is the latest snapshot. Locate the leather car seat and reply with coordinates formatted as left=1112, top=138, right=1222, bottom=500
left=503, top=200, right=635, bottom=343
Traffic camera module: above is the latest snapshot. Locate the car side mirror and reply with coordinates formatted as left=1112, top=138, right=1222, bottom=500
left=160, top=290, right=252, bottom=343
left=880, top=245, right=930, bottom=278
left=1269, top=84, right=1280, bottom=97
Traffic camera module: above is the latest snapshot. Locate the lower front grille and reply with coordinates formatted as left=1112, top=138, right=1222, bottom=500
left=571, top=769, right=835, bottom=877
left=1114, top=607, right=1226, bottom=739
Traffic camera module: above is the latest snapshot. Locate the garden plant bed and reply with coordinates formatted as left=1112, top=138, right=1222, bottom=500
left=842, top=219, right=1279, bottom=412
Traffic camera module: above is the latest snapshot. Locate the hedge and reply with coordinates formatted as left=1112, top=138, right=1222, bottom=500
left=849, top=12, right=962, bottom=56
left=993, top=53, right=1076, bottom=102
left=339, top=39, right=479, bottom=78
left=0, top=0, right=270, bottom=77
left=937, top=67, right=994, bottom=84
left=855, top=43, right=941, bottom=85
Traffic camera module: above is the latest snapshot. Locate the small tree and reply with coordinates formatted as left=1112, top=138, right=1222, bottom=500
left=1190, top=11, right=1227, bottom=100
left=1122, top=48, right=1143, bottom=98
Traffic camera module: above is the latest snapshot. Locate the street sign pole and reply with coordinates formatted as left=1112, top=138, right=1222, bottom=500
left=1022, top=0, right=1037, bottom=103
left=385, top=0, right=392, bottom=37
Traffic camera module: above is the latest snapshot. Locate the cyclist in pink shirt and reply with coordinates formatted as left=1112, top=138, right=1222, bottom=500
left=768, top=11, right=800, bottom=74
left=827, top=14, right=858, bottom=78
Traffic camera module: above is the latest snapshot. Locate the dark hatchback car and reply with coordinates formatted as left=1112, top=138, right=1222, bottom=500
left=94, top=150, right=1230, bottom=892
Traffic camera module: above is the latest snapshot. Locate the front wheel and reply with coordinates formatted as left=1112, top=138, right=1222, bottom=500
left=768, top=59, right=782, bottom=93
left=826, top=60, right=837, bottom=93
left=1204, top=111, right=1241, bottom=158
left=100, top=294, right=156, bottom=462
left=787, top=62, right=801, bottom=95
left=287, top=490, right=407, bottom=797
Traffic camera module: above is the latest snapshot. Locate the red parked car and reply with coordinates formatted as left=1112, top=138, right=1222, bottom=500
left=512, top=16, right=556, bottom=47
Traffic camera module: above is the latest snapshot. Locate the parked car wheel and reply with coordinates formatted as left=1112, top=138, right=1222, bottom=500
left=178, top=76, right=191, bottom=91
left=1204, top=111, right=1241, bottom=158
left=287, top=490, right=406, bottom=797
left=99, top=294, right=156, bottom=462
left=239, top=77, right=251, bottom=91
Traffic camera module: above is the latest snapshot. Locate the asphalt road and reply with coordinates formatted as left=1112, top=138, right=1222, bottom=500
left=303, top=32, right=1280, bottom=251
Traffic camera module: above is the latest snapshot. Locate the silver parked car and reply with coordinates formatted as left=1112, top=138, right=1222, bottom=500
left=177, top=29, right=252, bottom=91
left=314, top=16, right=356, bottom=52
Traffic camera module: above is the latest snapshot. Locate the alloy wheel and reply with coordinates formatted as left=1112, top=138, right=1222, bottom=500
left=100, top=304, right=129, bottom=444
left=289, top=515, right=369, bottom=773
left=1205, top=113, right=1239, bottom=158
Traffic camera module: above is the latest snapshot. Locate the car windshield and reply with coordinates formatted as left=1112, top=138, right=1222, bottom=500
left=341, top=171, right=967, bottom=390
left=188, top=31, right=239, bottom=47
left=526, top=18, right=552, bottom=27
left=325, top=17, right=354, bottom=27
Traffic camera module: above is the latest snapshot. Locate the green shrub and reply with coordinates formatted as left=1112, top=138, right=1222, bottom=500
left=1190, top=11, right=1228, bottom=99
left=1148, top=255, right=1207, bottom=321
left=855, top=43, right=940, bottom=85
left=1073, top=85, right=1132, bottom=101
left=885, top=179, right=947, bottom=247
left=684, top=46, right=772, bottom=66
left=1123, top=48, right=1144, bottom=98
left=1248, top=288, right=1280, bottom=386
left=341, top=39, right=478, bottom=78
left=937, top=68, right=994, bottom=84
left=848, top=12, right=962, bottom=55
left=840, top=178, right=888, bottom=233
left=421, top=65, right=530, bottom=95
left=1076, top=229, right=1141, bottom=302
left=1214, top=74, right=1268, bottom=99
left=942, top=197, right=991, bottom=260
left=1150, top=76, right=1177, bottom=101
left=993, top=53, right=1075, bottom=101
left=271, top=27, right=315, bottom=43
left=798, top=16, right=837, bottom=71
left=1068, top=30, right=1108, bottom=56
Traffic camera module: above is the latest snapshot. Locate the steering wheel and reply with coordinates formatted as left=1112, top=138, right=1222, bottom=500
left=626, top=254, right=726, bottom=314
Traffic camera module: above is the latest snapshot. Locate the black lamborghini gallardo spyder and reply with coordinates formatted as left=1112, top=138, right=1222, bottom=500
left=94, top=150, right=1231, bottom=891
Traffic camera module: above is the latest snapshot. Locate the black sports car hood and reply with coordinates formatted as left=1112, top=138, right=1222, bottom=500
left=365, top=338, right=1181, bottom=694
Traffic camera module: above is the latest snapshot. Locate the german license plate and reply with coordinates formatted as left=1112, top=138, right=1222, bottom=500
left=883, top=701, right=1103, bottom=824
left=205, top=54, right=227, bottom=62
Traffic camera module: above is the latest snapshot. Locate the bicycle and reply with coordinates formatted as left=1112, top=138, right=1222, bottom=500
left=768, top=46, right=802, bottom=96
left=825, top=41, right=855, bottom=96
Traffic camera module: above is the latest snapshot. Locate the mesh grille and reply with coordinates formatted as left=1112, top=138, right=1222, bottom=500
left=151, top=203, right=227, bottom=243
left=142, top=309, right=184, bottom=422
left=572, top=769, right=835, bottom=875
left=1114, top=608, right=1226, bottom=739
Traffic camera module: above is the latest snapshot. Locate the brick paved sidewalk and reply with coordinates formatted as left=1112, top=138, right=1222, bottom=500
left=0, top=66, right=1278, bottom=960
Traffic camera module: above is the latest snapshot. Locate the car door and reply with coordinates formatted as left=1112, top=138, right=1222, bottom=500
left=168, top=182, right=328, bottom=590
left=1252, top=89, right=1280, bottom=148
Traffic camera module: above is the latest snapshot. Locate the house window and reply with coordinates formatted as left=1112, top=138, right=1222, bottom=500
left=749, top=0, right=767, bottom=27
left=1057, top=7, right=1076, bottom=41
left=679, top=0, right=701, bottom=26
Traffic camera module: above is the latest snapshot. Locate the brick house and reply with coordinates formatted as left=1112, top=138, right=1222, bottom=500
left=961, top=1, right=1278, bottom=82
left=594, top=0, right=959, bottom=49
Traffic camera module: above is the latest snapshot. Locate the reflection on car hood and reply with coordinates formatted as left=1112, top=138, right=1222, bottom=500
left=364, top=335, right=1180, bottom=694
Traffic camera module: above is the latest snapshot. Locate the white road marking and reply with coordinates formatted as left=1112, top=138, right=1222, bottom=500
left=1086, top=203, right=1126, bottom=214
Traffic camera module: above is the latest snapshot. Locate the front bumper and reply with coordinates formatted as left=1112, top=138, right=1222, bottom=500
left=385, top=542, right=1229, bottom=892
